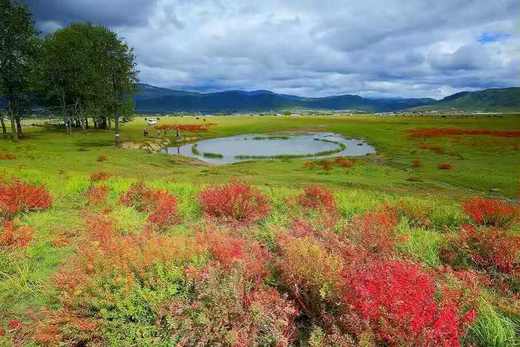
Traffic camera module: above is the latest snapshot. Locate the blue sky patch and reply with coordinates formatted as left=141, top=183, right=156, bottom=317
left=478, top=32, right=512, bottom=44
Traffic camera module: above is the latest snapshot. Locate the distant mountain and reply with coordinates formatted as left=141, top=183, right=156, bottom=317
left=134, top=83, right=434, bottom=113
left=414, top=87, right=520, bottom=112
left=134, top=84, right=520, bottom=113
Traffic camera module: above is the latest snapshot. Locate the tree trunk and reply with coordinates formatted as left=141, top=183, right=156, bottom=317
left=114, top=112, right=120, bottom=147
left=15, top=116, right=23, bottom=138
left=107, top=117, right=111, bottom=129
left=0, top=116, right=6, bottom=137
left=7, top=100, right=18, bottom=142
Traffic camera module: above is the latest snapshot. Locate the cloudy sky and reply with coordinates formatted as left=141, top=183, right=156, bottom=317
left=23, top=0, right=520, bottom=99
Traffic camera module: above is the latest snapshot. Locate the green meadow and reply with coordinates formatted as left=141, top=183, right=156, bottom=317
left=0, top=114, right=519, bottom=346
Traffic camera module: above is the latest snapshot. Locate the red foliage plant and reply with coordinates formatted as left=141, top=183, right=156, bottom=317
left=297, top=185, right=336, bottom=212
left=411, top=159, right=422, bottom=168
left=409, top=128, right=520, bottom=138
left=0, top=221, right=33, bottom=248
left=0, top=180, right=52, bottom=220
left=463, top=197, right=517, bottom=227
left=0, top=152, right=16, bottom=160
left=155, top=124, right=212, bottom=133
left=163, top=267, right=298, bottom=346
left=96, top=155, right=107, bottom=162
left=42, top=214, right=203, bottom=345
left=199, top=181, right=270, bottom=226
left=86, top=185, right=109, bottom=206
left=343, top=260, right=476, bottom=346
left=147, top=190, right=179, bottom=229
left=89, top=171, right=111, bottom=182
left=442, top=224, right=520, bottom=274
left=198, top=230, right=271, bottom=283
left=346, top=209, right=400, bottom=257
left=120, top=182, right=179, bottom=229
left=438, top=163, right=453, bottom=170
left=419, top=143, right=445, bottom=154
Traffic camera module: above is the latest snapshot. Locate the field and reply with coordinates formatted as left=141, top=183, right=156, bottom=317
left=0, top=114, right=519, bottom=346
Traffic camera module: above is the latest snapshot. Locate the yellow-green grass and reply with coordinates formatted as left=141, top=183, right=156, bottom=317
left=0, top=114, right=519, bottom=344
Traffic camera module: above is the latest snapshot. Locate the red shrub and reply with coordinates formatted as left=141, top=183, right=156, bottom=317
left=419, top=143, right=445, bottom=154
left=0, top=152, right=16, bottom=160
left=463, top=197, right=517, bottom=227
left=120, top=182, right=179, bottom=229
left=86, top=185, right=109, bottom=206
left=163, top=268, right=297, bottom=346
left=442, top=224, right=520, bottom=274
left=334, top=157, right=355, bottom=168
left=297, top=185, right=336, bottom=211
left=147, top=190, right=178, bottom=229
left=277, top=234, right=344, bottom=314
left=303, top=161, right=315, bottom=169
left=0, top=221, right=33, bottom=248
left=409, top=128, right=520, bottom=138
left=199, top=231, right=271, bottom=283
left=89, top=171, right=111, bottom=182
left=0, top=180, right=52, bottom=220
left=120, top=182, right=154, bottom=211
left=8, top=319, right=22, bottom=332
left=343, top=260, right=476, bottom=346
left=411, top=159, right=422, bottom=168
left=438, top=163, right=453, bottom=170
left=199, top=181, right=270, bottom=226
left=346, top=209, right=400, bottom=256
left=96, top=155, right=107, bottom=162
left=155, top=123, right=211, bottom=133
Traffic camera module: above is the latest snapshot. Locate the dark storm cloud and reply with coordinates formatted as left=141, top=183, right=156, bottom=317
left=23, top=0, right=159, bottom=28
left=23, top=0, right=520, bottom=98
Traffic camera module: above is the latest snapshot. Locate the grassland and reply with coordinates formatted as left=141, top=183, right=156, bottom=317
left=0, top=114, right=519, bottom=346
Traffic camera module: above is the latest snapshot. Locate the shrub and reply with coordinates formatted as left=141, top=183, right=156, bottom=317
left=0, top=152, right=16, bottom=160
left=334, top=157, right=354, bottom=168
left=411, top=159, right=422, bottom=168
left=0, top=222, right=33, bottom=248
left=147, top=190, right=178, bottom=229
left=199, top=231, right=271, bottom=283
left=343, top=260, right=476, bottom=346
left=162, top=268, right=298, bottom=346
left=277, top=235, right=344, bottom=311
left=120, top=183, right=179, bottom=229
left=44, top=215, right=203, bottom=345
left=393, top=199, right=432, bottom=228
left=441, top=224, right=520, bottom=274
left=86, top=185, right=109, bottom=206
left=346, top=209, right=400, bottom=257
left=89, top=171, right=111, bottom=182
left=199, top=181, right=270, bottom=226
left=96, top=155, right=107, bottom=162
left=297, top=185, right=336, bottom=212
left=463, top=197, right=517, bottom=227
left=438, top=163, right=453, bottom=170
left=409, top=128, right=520, bottom=138
left=0, top=180, right=52, bottom=220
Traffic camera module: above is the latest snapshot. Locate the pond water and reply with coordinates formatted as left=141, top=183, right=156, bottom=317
left=164, top=132, right=376, bottom=164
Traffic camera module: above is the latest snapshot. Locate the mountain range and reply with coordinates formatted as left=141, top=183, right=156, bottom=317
left=134, top=84, right=520, bottom=114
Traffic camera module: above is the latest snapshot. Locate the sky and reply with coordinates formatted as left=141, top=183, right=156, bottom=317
left=23, top=0, right=520, bottom=99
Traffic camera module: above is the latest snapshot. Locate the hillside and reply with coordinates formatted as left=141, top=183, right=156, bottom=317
left=414, top=87, right=520, bottom=112
left=134, top=84, right=434, bottom=113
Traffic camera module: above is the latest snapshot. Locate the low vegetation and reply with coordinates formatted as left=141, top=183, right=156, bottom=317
left=0, top=114, right=519, bottom=346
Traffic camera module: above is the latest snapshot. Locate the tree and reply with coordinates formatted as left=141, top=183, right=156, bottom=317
left=0, top=0, right=38, bottom=141
left=36, top=23, right=105, bottom=134
left=36, top=23, right=137, bottom=144
left=94, top=28, right=137, bottom=146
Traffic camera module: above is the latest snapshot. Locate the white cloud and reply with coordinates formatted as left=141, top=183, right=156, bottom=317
left=24, top=0, right=520, bottom=98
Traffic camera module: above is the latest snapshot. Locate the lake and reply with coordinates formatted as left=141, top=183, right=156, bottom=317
left=164, top=132, right=376, bottom=164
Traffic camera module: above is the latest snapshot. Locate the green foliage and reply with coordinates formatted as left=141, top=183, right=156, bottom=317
left=468, top=299, right=520, bottom=347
